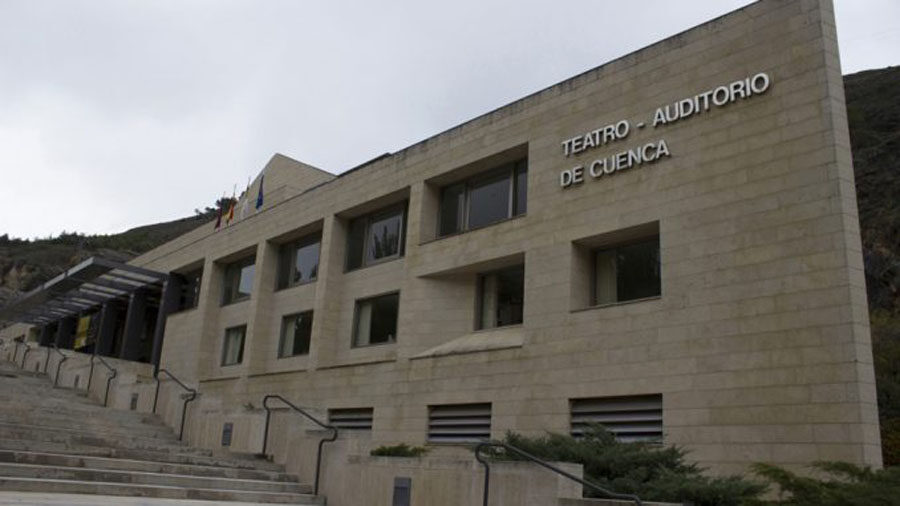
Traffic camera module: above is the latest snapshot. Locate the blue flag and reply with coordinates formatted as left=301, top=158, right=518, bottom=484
left=255, top=175, right=264, bottom=211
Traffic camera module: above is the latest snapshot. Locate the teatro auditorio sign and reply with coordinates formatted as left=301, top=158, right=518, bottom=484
left=558, top=72, right=772, bottom=188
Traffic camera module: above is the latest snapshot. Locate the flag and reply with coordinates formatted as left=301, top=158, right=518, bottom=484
left=239, top=177, right=250, bottom=220
left=214, top=194, right=224, bottom=230
left=226, top=185, right=236, bottom=226
left=255, top=175, right=264, bottom=212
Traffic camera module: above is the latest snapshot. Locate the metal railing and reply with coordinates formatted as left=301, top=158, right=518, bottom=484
left=50, top=345, right=68, bottom=387
left=260, top=394, right=338, bottom=496
left=19, top=342, right=32, bottom=369
left=152, top=368, right=197, bottom=440
left=87, top=354, right=118, bottom=407
left=474, top=440, right=643, bottom=506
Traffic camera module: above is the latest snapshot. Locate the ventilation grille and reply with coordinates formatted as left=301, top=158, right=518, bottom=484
left=328, top=407, right=374, bottom=430
left=428, top=403, right=491, bottom=443
left=570, top=394, right=662, bottom=443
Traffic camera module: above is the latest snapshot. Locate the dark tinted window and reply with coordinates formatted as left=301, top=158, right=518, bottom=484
left=594, top=238, right=660, bottom=305
left=354, top=292, right=399, bottom=347
left=177, top=267, right=203, bottom=311
left=279, top=311, right=313, bottom=357
left=222, top=257, right=255, bottom=305
left=478, top=264, right=524, bottom=329
left=278, top=235, right=320, bottom=289
left=346, top=203, right=407, bottom=271
left=438, top=158, right=527, bottom=236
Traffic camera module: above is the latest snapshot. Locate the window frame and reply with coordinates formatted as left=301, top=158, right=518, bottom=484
left=475, top=264, right=525, bottom=331
left=278, top=310, right=314, bottom=358
left=221, top=256, right=256, bottom=306
left=345, top=202, right=408, bottom=272
left=590, top=236, right=661, bottom=307
left=175, top=266, right=204, bottom=312
left=220, top=325, right=247, bottom=367
left=276, top=234, right=322, bottom=290
left=438, top=159, right=527, bottom=238
left=351, top=291, right=400, bottom=348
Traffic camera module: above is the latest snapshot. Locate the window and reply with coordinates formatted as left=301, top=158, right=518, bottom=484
left=277, top=235, right=320, bottom=289
left=439, top=159, right=527, bottom=236
left=353, top=292, right=399, bottom=347
left=428, top=403, right=491, bottom=443
left=593, top=237, right=660, bottom=305
left=222, top=256, right=256, bottom=305
left=177, top=267, right=203, bottom=311
left=477, top=265, right=524, bottom=330
left=328, top=407, right=374, bottom=430
left=279, top=311, right=313, bottom=358
left=570, top=394, right=663, bottom=443
left=346, top=203, right=407, bottom=271
left=221, top=325, right=246, bottom=366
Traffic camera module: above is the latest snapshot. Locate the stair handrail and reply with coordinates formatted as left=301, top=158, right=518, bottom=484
left=260, top=394, right=338, bottom=496
left=87, top=354, right=118, bottom=407
left=19, top=341, right=33, bottom=369
left=474, top=440, right=643, bottom=506
left=50, top=344, right=68, bottom=387
left=152, top=368, right=198, bottom=441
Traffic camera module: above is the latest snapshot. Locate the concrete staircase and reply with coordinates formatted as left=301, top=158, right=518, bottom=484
left=0, top=360, right=321, bottom=504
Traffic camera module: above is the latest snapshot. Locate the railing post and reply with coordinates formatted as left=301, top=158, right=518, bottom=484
left=262, top=407, right=272, bottom=456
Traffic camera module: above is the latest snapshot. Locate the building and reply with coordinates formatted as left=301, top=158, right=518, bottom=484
left=0, top=0, right=882, bottom=503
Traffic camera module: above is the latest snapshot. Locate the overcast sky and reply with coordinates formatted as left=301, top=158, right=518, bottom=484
left=1, top=1, right=897, bottom=239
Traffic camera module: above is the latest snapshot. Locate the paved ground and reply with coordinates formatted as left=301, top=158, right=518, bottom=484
left=0, top=492, right=274, bottom=505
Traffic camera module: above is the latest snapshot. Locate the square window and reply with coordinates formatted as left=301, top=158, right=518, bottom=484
left=346, top=203, right=407, bottom=271
left=353, top=292, right=399, bottom=347
left=277, top=234, right=321, bottom=289
left=594, top=238, right=660, bottom=305
left=222, top=256, right=255, bottom=305
left=221, top=325, right=246, bottom=366
left=279, top=311, right=313, bottom=357
left=438, top=159, right=527, bottom=237
left=477, top=265, right=524, bottom=329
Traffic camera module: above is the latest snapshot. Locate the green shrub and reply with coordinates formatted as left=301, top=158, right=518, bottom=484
left=370, top=443, right=428, bottom=457
left=492, top=426, right=766, bottom=506
left=751, top=461, right=900, bottom=505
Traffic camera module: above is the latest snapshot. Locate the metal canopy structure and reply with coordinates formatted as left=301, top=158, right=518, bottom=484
left=0, top=257, right=168, bottom=326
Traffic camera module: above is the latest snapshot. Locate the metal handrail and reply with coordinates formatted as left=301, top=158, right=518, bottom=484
left=474, top=440, right=643, bottom=506
left=260, top=394, right=338, bottom=496
left=87, top=354, right=118, bottom=407
left=50, top=345, right=68, bottom=387
left=152, top=368, right=197, bottom=441
left=19, top=342, right=32, bottom=369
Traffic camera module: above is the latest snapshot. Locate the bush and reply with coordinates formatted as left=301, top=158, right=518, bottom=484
left=493, top=426, right=766, bottom=506
left=751, top=461, right=900, bottom=505
left=370, top=443, right=428, bottom=457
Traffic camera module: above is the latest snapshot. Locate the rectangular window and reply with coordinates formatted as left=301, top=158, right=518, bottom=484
left=279, top=311, right=313, bottom=358
left=570, top=394, right=663, bottom=443
left=428, top=403, right=491, bottom=443
left=177, top=267, right=203, bottom=311
left=477, top=264, right=524, bottom=330
left=328, top=407, right=374, bottom=430
left=346, top=203, right=407, bottom=271
left=593, top=237, right=660, bottom=305
left=439, top=159, right=527, bottom=237
left=353, top=292, right=399, bottom=347
left=277, top=234, right=321, bottom=289
left=222, top=256, right=256, bottom=305
left=221, top=325, right=246, bottom=366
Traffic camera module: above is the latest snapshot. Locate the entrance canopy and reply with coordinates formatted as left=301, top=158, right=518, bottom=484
left=0, top=257, right=167, bottom=326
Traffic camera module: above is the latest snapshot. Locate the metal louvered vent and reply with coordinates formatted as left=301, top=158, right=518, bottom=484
left=428, top=403, right=491, bottom=443
left=570, top=394, right=663, bottom=443
left=328, top=407, right=374, bottom=430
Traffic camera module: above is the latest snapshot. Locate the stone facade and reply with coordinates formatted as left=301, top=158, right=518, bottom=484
left=1, top=0, right=882, bottom=499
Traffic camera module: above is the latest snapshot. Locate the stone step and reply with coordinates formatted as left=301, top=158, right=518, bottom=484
left=0, top=462, right=310, bottom=494
left=0, top=476, right=323, bottom=504
left=0, top=439, right=283, bottom=471
left=0, top=406, right=171, bottom=428
left=0, top=419, right=178, bottom=441
left=0, top=450, right=296, bottom=483
left=0, top=397, right=170, bottom=422
left=0, top=425, right=198, bottom=455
